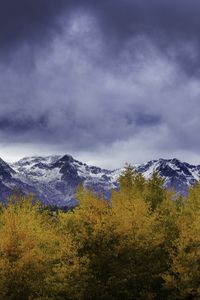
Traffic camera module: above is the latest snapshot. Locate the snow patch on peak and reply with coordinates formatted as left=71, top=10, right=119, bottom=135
left=14, top=155, right=62, bottom=166
left=11, top=155, right=63, bottom=185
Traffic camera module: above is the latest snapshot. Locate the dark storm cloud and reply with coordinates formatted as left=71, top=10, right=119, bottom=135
left=1, top=1, right=200, bottom=49
left=0, top=0, right=200, bottom=166
left=94, top=0, right=200, bottom=42
left=89, top=0, right=200, bottom=75
left=0, top=115, right=48, bottom=133
left=1, top=0, right=200, bottom=73
left=0, top=0, right=67, bottom=51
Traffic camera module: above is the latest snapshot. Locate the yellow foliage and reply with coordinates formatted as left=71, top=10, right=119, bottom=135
left=1, top=167, right=200, bottom=299
left=0, top=195, right=78, bottom=300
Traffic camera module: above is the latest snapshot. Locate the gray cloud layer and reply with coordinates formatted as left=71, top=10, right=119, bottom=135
left=0, top=0, right=200, bottom=167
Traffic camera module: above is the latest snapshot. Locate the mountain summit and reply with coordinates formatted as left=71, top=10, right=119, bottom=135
left=136, top=158, right=199, bottom=195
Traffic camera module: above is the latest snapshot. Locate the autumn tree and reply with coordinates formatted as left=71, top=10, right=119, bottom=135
left=163, top=183, right=200, bottom=299
left=0, top=195, right=77, bottom=300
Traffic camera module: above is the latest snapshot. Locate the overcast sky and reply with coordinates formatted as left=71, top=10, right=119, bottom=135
left=1, top=0, right=200, bottom=168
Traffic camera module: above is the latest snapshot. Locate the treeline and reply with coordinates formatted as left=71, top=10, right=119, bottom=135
left=0, top=166, right=200, bottom=299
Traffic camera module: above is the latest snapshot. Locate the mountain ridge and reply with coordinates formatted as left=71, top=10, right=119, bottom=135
left=0, top=155, right=199, bottom=207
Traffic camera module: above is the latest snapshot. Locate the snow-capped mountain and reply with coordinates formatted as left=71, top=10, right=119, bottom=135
left=136, top=158, right=200, bottom=195
left=10, top=155, right=119, bottom=207
left=0, top=155, right=199, bottom=207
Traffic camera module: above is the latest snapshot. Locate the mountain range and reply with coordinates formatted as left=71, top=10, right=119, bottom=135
left=0, top=155, right=199, bottom=207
